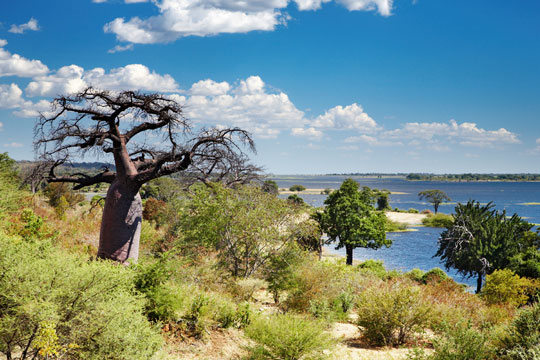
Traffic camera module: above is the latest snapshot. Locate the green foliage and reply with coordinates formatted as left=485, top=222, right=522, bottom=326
left=175, top=183, right=299, bottom=277
left=422, top=213, right=454, bottom=228
left=437, top=200, right=533, bottom=293
left=244, top=314, right=334, bottom=360
left=499, top=301, right=540, bottom=358
left=0, top=233, right=161, bottom=360
left=356, top=281, right=432, bottom=346
left=407, top=268, right=426, bottom=282
left=43, top=182, right=84, bottom=209
left=264, top=243, right=305, bottom=303
left=385, top=218, right=409, bottom=232
left=482, top=269, right=536, bottom=307
left=141, top=177, right=183, bottom=202
left=319, top=178, right=390, bottom=264
left=407, top=321, right=494, bottom=360
left=418, top=189, right=451, bottom=214
left=287, top=193, right=305, bottom=205
left=321, top=188, right=333, bottom=195
left=0, top=153, right=24, bottom=216
left=357, top=259, right=388, bottom=279
left=375, top=189, right=391, bottom=211
left=508, top=247, right=540, bottom=279
left=17, top=208, right=45, bottom=241
left=262, top=180, right=279, bottom=195
left=289, top=184, right=306, bottom=192
left=422, top=268, right=449, bottom=284
left=408, top=208, right=420, bottom=213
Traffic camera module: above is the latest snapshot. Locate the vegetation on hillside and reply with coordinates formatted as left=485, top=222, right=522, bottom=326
left=2, top=156, right=540, bottom=360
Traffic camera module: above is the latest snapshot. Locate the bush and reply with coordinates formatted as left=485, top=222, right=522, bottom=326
left=498, top=300, right=540, bottom=359
left=407, top=321, right=494, bottom=360
left=0, top=233, right=162, bottom=360
left=407, top=268, right=426, bottom=283
left=422, top=213, right=454, bottom=228
left=357, top=259, right=387, bottom=279
left=422, top=268, right=449, bottom=284
left=357, top=280, right=432, bottom=346
left=289, top=184, right=306, bottom=192
left=482, top=269, right=537, bottom=307
left=408, top=208, right=420, bottom=213
left=244, top=314, right=333, bottom=360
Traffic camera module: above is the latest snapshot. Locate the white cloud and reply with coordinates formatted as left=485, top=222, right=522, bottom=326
left=190, top=79, right=230, bottom=96
left=311, top=103, right=379, bottom=132
left=3, top=142, right=23, bottom=148
left=384, top=119, right=520, bottom=148
left=0, top=83, right=27, bottom=109
left=108, top=44, right=134, bottom=53
left=9, top=18, right=40, bottom=34
left=25, top=64, right=178, bottom=96
left=103, top=0, right=393, bottom=44
left=182, top=76, right=305, bottom=138
left=0, top=42, right=49, bottom=78
left=0, top=122, right=3, bottom=131
left=12, top=99, right=53, bottom=118
left=291, top=127, right=323, bottom=139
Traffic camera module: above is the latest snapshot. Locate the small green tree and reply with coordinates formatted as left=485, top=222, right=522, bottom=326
left=437, top=201, right=533, bottom=293
left=418, top=189, right=451, bottom=213
left=289, top=184, right=306, bottom=192
left=262, top=180, right=279, bottom=195
left=319, top=178, right=390, bottom=265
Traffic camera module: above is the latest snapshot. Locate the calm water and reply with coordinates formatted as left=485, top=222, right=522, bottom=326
left=272, top=175, right=540, bottom=288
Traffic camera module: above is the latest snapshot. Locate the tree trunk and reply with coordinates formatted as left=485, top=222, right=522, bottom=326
left=346, top=245, right=353, bottom=265
left=434, top=203, right=439, bottom=214
left=97, top=180, right=142, bottom=264
left=476, top=272, right=483, bottom=294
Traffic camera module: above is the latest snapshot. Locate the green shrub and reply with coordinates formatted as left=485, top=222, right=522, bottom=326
left=244, top=314, right=333, bottom=360
left=0, top=233, right=161, bottom=360
left=498, top=300, right=540, bottom=359
left=357, top=281, right=432, bottom=346
left=289, top=184, right=306, bottom=192
left=422, top=268, right=449, bottom=284
left=422, top=213, right=454, bottom=228
left=385, top=218, right=409, bottom=232
left=357, top=259, right=388, bottom=279
left=264, top=244, right=305, bottom=303
left=231, top=277, right=266, bottom=302
left=407, top=321, right=494, bottom=360
left=482, top=269, right=537, bottom=307
left=407, top=268, right=426, bottom=283
left=408, top=208, right=420, bottom=213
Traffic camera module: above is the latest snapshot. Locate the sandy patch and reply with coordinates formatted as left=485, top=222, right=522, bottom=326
left=385, top=212, right=427, bottom=225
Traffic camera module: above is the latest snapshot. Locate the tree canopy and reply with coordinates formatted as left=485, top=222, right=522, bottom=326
left=418, top=189, right=451, bottom=213
left=34, top=88, right=259, bottom=263
left=436, top=200, right=533, bottom=293
left=319, top=178, right=390, bottom=265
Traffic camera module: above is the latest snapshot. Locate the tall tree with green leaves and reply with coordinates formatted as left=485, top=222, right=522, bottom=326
left=418, top=189, right=451, bottom=213
left=319, top=178, right=390, bottom=265
left=437, top=200, right=533, bottom=293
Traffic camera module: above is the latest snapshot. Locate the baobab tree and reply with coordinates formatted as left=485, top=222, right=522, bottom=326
left=35, top=88, right=258, bottom=264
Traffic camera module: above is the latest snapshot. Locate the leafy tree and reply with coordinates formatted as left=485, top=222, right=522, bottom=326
left=35, top=88, right=258, bottom=264
left=289, top=184, right=306, bottom=192
left=175, top=184, right=299, bottom=277
left=262, top=179, right=279, bottom=195
left=287, top=194, right=305, bottom=205
left=375, top=189, right=391, bottom=211
left=0, top=153, right=24, bottom=215
left=418, top=189, right=451, bottom=213
left=437, top=201, right=533, bottom=293
left=319, top=178, right=390, bottom=265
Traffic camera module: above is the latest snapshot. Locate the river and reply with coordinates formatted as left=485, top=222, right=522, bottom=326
left=272, top=175, right=540, bottom=288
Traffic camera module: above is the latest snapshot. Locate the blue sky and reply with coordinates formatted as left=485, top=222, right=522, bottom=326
left=1, top=0, right=539, bottom=174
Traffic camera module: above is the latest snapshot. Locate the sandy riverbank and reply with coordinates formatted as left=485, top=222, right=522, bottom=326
left=385, top=211, right=427, bottom=225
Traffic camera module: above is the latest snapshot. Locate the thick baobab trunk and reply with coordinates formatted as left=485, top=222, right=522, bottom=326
left=97, top=180, right=142, bottom=264
left=346, top=244, right=354, bottom=265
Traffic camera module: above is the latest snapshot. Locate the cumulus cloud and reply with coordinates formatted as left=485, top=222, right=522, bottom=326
left=183, top=75, right=305, bottom=138
left=311, top=103, right=379, bottom=132
left=0, top=83, right=27, bottom=109
left=25, top=64, right=178, bottom=96
left=103, top=0, right=393, bottom=44
left=291, top=127, right=323, bottom=139
left=384, top=119, right=520, bottom=148
left=9, top=18, right=40, bottom=34
left=0, top=41, right=49, bottom=78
